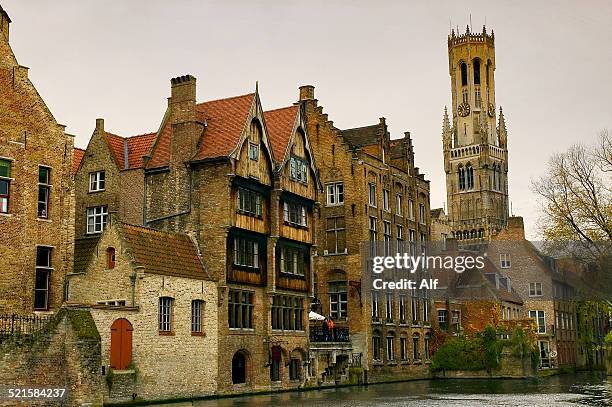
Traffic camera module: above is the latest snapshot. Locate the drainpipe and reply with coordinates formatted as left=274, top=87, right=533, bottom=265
left=130, top=272, right=137, bottom=307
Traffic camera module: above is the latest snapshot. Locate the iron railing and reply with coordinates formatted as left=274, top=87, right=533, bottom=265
left=0, top=314, right=52, bottom=342
left=310, top=326, right=350, bottom=342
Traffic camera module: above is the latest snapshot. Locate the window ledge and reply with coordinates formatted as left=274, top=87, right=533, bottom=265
left=0, top=213, right=13, bottom=217
left=88, top=190, right=105, bottom=194
left=325, top=203, right=345, bottom=207
left=372, top=361, right=384, bottom=366
left=36, top=218, right=52, bottom=223
left=387, top=361, right=397, bottom=366
left=323, top=251, right=348, bottom=257
left=191, top=332, right=206, bottom=337
left=159, top=331, right=175, bottom=336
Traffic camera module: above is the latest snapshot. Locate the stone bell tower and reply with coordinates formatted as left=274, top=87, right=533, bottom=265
left=442, top=25, right=509, bottom=242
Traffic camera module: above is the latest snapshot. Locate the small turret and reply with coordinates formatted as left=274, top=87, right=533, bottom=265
left=497, top=107, right=507, bottom=148
left=442, top=106, right=452, bottom=151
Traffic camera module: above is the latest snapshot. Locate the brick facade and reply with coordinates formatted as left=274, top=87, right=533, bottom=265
left=0, top=7, right=74, bottom=315
left=299, top=85, right=433, bottom=382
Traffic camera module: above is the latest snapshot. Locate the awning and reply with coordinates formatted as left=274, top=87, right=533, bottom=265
left=309, top=311, right=325, bottom=321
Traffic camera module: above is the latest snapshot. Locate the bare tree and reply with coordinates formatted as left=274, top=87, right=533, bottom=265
left=532, top=130, right=612, bottom=286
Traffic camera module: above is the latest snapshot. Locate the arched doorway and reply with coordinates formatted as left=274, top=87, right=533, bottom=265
left=110, top=318, right=133, bottom=370
left=232, top=351, right=247, bottom=384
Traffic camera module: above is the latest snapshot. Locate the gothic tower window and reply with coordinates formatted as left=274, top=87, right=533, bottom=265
left=460, top=62, right=468, bottom=87
left=473, top=59, right=481, bottom=85
left=466, top=164, right=474, bottom=190
left=458, top=166, right=466, bottom=191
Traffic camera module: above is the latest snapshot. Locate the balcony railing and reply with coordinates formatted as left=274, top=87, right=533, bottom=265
left=310, top=326, right=350, bottom=342
left=0, top=314, right=52, bottom=343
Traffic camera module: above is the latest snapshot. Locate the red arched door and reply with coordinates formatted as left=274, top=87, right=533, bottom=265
left=110, top=318, right=133, bottom=370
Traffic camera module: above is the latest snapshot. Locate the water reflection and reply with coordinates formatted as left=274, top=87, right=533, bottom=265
left=153, top=373, right=610, bottom=407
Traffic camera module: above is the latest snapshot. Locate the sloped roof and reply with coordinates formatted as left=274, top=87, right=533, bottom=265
left=431, top=208, right=445, bottom=219
left=264, top=105, right=299, bottom=162
left=102, top=131, right=155, bottom=170
left=340, top=123, right=383, bottom=148
left=147, top=93, right=255, bottom=168
left=119, top=223, right=212, bottom=280
left=72, top=148, right=85, bottom=176
left=74, top=236, right=101, bottom=274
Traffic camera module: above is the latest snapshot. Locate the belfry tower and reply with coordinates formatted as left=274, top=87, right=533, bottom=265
left=442, top=25, right=509, bottom=241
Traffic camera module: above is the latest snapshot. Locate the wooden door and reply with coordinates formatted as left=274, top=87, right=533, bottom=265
left=110, top=318, right=133, bottom=370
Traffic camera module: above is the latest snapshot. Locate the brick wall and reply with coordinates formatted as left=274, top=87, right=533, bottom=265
left=0, top=18, right=74, bottom=315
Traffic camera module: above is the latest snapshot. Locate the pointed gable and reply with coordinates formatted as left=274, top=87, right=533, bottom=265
left=264, top=105, right=299, bottom=163
left=72, top=148, right=85, bottom=176
left=98, top=131, right=156, bottom=170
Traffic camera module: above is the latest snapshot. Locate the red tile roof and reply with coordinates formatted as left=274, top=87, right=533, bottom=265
left=72, top=148, right=85, bottom=176
left=119, top=223, right=212, bottom=280
left=147, top=93, right=255, bottom=168
left=102, top=131, right=155, bottom=170
left=264, top=105, right=299, bottom=162
left=126, top=133, right=156, bottom=169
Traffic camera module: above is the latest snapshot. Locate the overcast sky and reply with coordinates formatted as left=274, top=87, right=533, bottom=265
left=3, top=0, right=612, bottom=239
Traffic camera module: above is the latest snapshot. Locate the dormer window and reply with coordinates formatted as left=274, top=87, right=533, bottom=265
left=248, top=142, right=259, bottom=161
left=107, top=247, right=116, bottom=269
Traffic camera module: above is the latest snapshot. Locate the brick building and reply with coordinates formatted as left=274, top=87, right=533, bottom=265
left=490, top=216, right=579, bottom=368
left=0, top=5, right=75, bottom=315
left=67, top=220, right=218, bottom=403
left=143, top=76, right=319, bottom=393
left=298, top=85, right=433, bottom=382
left=73, top=118, right=155, bottom=237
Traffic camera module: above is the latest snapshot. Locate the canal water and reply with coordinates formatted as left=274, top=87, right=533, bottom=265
left=154, top=373, right=611, bottom=407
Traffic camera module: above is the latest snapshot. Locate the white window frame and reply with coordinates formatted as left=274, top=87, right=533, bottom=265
left=529, top=310, right=546, bottom=334
left=395, top=194, right=402, bottom=216
left=368, top=183, right=376, bottom=207
left=86, top=206, right=108, bottom=234
left=500, top=254, right=511, bottom=269
left=408, top=200, right=415, bottom=220
left=382, top=189, right=390, bottom=212
left=89, top=171, right=105, bottom=192
left=248, top=142, right=259, bottom=161
left=326, top=182, right=344, bottom=206
left=158, top=297, right=173, bottom=332
left=529, top=282, right=543, bottom=297
left=386, top=335, right=394, bottom=361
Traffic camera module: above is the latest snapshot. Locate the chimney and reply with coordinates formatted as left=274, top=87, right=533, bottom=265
left=299, top=85, right=315, bottom=101
left=169, top=74, right=199, bottom=163
left=507, top=216, right=525, bottom=240
left=95, top=118, right=104, bottom=133
left=0, top=5, right=10, bottom=42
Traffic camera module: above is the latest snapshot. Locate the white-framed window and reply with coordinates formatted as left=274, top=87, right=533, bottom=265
left=233, top=236, right=259, bottom=268
left=419, top=203, right=426, bottom=224
left=329, top=281, right=347, bottom=320
left=89, top=171, right=105, bottom=192
left=371, top=291, right=380, bottom=321
left=396, top=224, right=404, bottom=252
left=399, top=294, right=406, bottom=323
left=289, top=155, right=308, bottom=183
left=158, top=296, right=173, bottom=332
left=383, top=189, right=390, bottom=211
left=395, top=194, right=402, bottom=216
left=408, top=200, right=415, bottom=220
left=529, top=310, right=546, bottom=334
left=237, top=187, right=262, bottom=217
left=500, top=254, right=511, bottom=268
left=368, top=183, right=376, bottom=207
left=411, top=291, right=419, bottom=323
left=248, top=142, right=259, bottom=161
left=412, top=334, right=420, bottom=360
left=34, top=246, right=53, bottom=310
left=37, top=166, right=51, bottom=219
left=86, top=206, right=108, bottom=234
left=529, top=282, right=543, bottom=297
left=369, top=217, right=377, bottom=256
left=0, top=158, right=12, bottom=214
left=475, top=87, right=481, bottom=109
left=438, top=309, right=448, bottom=330
left=408, top=229, right=416, bottom=256
left=385, top=292, right=393, bottom=322
left=400, top=337, right=407, bottom=360
left=191, top=299, right=204, bottom=334
left=373, top=331, right=381, bottom=361
left=383, top=221, right=391, bottom=256
left=326, top=182, right=344, bottom=206
left=280, top=245, right=305, bottom=276
left=386, top=334, right=395, bottom=361
left=283, top=201, right=307, bottom=227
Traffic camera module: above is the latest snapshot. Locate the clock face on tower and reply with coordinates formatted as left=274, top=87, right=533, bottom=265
left=458, top=102, right=470, bottom=117
left=488, top=103, right=495, bottom=117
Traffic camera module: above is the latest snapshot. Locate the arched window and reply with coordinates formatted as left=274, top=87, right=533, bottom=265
left=470, top=229, right=477, bottom=239
left=372, top=330, right=382, bottom=361
left=232, top=351, right=247, bottom=384
left=473, top=59, right=481, bottom=85
left=270, top=346, right=282, bottom=382
left=478, top=229, right=484, bottom=239
left=106, top=247, right=116, bottom=269
left=466, top=164, right=474, bottom=190
left=458, top=166, right=466, bottom=191
left=412, top=333, right=421, bottom=360
left=460, top=62, right=468, bottom=87
left=486, top=61, right=491, bottom=87
left=463, top=230, right=469, bottom=240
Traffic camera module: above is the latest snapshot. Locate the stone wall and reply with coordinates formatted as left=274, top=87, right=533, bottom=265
left=0, top=307, right=103, bottom=406
left=433, top=349, right=535, bottom=379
